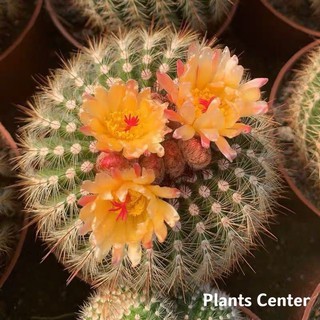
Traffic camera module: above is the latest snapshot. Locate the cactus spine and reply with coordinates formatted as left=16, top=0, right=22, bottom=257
left=18, top=29, right=280, bottom=295
left=64, top=0, right=235, bottom=34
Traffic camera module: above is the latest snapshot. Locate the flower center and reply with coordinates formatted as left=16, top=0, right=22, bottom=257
left=192, top=88, right=216, bottom=114
left=109, top=190, right=147, bottom=221
left=105, top=110, right=142, bottom=140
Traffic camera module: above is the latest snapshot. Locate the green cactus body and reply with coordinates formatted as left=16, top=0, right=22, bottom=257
left=285, top=45, right=320, bottom=207
left=19, top=29, right=280, bottom=295
left=79, top=286, right=176, bottom=320
left=79, top=286, right=246, bottom=320
left=58, top=0, right=234, bottom=35
left=177, top=287, right=244, bottom=320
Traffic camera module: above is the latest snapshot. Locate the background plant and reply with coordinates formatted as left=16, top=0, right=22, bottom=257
left=0, top=127, right=21, bottom=276
left=59, top=0, right=235, bottom=34
left=18, top=28, right=281, bottom=296
left=284, top=45, right=320, bottom=205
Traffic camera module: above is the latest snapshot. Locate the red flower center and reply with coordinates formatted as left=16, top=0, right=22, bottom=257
left=109, top=195, right=131, bottom=221
left=199, top=96, right=215, bottom=113
left=124, top=114, right=139, bottom=131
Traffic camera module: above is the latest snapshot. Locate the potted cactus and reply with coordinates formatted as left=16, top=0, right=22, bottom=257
left=0, top=0, right=42, bottom=61
left=18, top=28, right=281, bottom=296
left=79, top=286, right=260, bottom=319
left=0, top=123, right=27, bottom=287
left=45, top=0, right=239, bottom=49
left=270, top=40, right=320, bottom=216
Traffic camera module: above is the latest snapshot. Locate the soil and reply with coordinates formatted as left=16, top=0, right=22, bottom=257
left=0, top=1, right=36, bottom=54
left=268, top=0, right=320, bottom=32
left=0, top=4, right=319, bottom=320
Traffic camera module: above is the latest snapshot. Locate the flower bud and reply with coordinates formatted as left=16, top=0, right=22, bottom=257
left=163, top=140, right=186, bottom=178
left=178, top=137, right=212, bottom=170
left=95, top=151, right=130, bottom=173
left=139, top=153, right=165, bottom=184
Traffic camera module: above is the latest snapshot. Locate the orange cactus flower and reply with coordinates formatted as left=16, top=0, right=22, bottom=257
left=80, top=80, right=170, bottom=159
left=78, top=165, right=180, bottom=267
left=157, top=44, right=268, bottom=161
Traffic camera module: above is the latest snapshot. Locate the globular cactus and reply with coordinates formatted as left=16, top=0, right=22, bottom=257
left=53, top=0, right=235, bottom=36
left=0, top=126, right=20, bottom=274
left=79, top=286, right=176, bottom=320
left=18, top=29, right=280, bottom=296
left=282, top=45, right=320, bottom=209
left=79, top=286, right=246, bottom=320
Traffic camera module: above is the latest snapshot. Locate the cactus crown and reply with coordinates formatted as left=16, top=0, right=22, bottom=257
left=18, top=28, right=280, bottom=296
left=79, top=286, right=176, bottom=320
left=286, top=45, right=320, bottom=206
left=63, top=0, right=235, bottom=34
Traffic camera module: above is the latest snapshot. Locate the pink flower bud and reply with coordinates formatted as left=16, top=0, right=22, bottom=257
left=179, top=137, right=212, bottom=170
left=139, top=153, right=165, bottom=184
left=95, top=152, right=131, bottom=173
left=163, top=140, right=186, bottom=178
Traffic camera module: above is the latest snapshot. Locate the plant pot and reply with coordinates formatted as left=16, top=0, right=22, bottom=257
left=240, top=306, right=261, bottom=320
left=0, top=123, right=28, bottom=288
left=303, top=284, right=320, bottom=320
left=269, top=40, right=320, bottom=217
left=232, top=0, right=316, bottom=59
left=45, top=0, right=239, bottom=50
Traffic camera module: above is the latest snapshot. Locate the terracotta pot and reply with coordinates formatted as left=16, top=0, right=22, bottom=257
left=232, top=0, right=316, bottom=59
left=240, top=306, right=261, bottom=320
left=45, top=0, right=239, bottom=50
left=302, top=283, right=320, bottom=320
left=269, top=40, right=320, bottom=217
left=0, top=123, right=28, bottom=288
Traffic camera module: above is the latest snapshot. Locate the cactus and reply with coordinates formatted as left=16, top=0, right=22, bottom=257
left=79, top=286, right=176, bottom=320
left=0, top=126, right=20, bottom=275
left=53, top=0, right=235, bottom=36
left=281, top=45, right=320, bottom=209
left=79, top=286, right=246, bottom=319
left=18, top=29, right=280, bottom=295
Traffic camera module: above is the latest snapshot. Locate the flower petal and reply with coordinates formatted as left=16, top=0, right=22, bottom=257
left=173, top=125, right=196, bottom=140
left=215, top=136, right=237, bottom=162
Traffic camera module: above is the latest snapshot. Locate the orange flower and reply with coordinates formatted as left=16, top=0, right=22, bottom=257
left=80, top=80, right=170, bottom=159
left=78, top=165, right=180, bottom=266
left=157, top=44, right=268, bottom=161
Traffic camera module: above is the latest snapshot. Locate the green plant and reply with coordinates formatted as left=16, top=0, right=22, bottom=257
left=79, top=286, right=246, bottom=319
left=79, top=286, right=176, bottom=320
left=18, top=28, right=280, bottom=295
left=286, top=45, right=320, bottom=205
left=65, top=0, right=235, bottom=33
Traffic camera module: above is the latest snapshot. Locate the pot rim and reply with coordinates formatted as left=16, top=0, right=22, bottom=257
left=0, top=123, right=28, bottom=288
left=45, top=0, right=239, bottom=50
left=0, top=0, right=43, bottom=62
left=260, top=0, right=320, bottom=38
left=302, top=283, right=320, bottom=320
left=269, top=40, right=320, bottom=218
left=239, top=306, right=261, bottom=320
